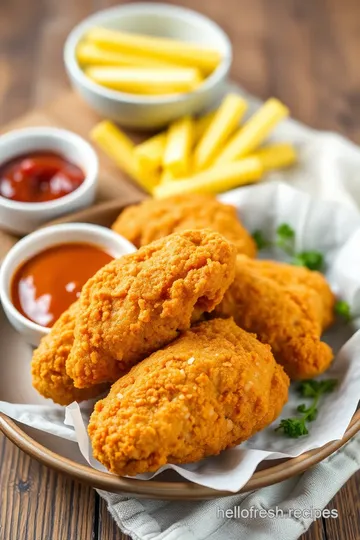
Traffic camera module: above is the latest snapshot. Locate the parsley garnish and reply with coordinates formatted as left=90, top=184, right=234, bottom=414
left=252, top=222, right=324, bottom=271
left=275, top=223, right=296, bottom=255
left=252, top=230, right=271, bottom=250
left=276, top=379, right=337, bottom=438
left=292, top=251, right=324, bottom=271
left=334, top=300, right=352, bottom=322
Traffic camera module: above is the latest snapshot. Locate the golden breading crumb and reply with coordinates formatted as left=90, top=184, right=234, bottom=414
left=31, top=302, right=108, bottom=405
left=215, top=256, right=334, bottom=380
left=88, top=318, right=289, bottom=476
left=66, top=229, right=237, bottom=389
left=112, top=193, right=257, bottom=257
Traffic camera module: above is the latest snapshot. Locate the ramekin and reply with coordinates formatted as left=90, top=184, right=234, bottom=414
left=0, top=127, right=99, bottom=235
left=0, top=223, right=136, bottom=346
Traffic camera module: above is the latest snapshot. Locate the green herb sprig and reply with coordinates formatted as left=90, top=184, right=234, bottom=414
left=276, top=379, right=337, bottom=438
left=334, top=300, right=352, bottom=322
left=252, top=223, right=324, bottom=271
left=275, top=223, right=295, bottom=255
left=252, top=230, right=271, bottom=250
left=293, top=251, right=324, bottom=271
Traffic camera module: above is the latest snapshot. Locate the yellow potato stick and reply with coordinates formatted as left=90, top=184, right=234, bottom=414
left=160, top=169, right=176, bottom=184
left=193, top=94, right=248, bottom=171
left=134, top=133, right=167, bottom=173
left=86, top=66, right=202, bottom=94
left=90, top=121, right=156, bottom=194
left=91, top=120, right=135, bottom=173
left=216, top=98, right=290, bottom=164
left=133, top=112, right=215, bottom=175
left=76, top=42, right=179, bottom=68
left=154, top=157, right=263, bottom=198
left=250, top=143, right=297, bottom=171
left=86, top=27, right=221, bottom=74
left=193, top=111, right=216, bottom=144
left=162, top=116, right=194, bottom=177
left=147, top=169, right=162, bottom=189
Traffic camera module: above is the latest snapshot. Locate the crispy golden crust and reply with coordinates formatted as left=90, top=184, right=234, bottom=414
left=254, top=363, right=291, bottom=433
left=66, top=230, right=237, bottom=389
left=112, top=194, right=257, bottom=257
left=88, top=318, right=289, bottom=476
left=248, top=259, right=335, bottom=329
left=215, top=256, right=334, bottom=380
left=31, top=302, right=108, bottom=406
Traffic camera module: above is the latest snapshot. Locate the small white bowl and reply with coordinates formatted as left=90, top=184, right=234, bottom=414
left=0, top=223, right=136, bottom=347
left=64, top=3, right=232, bottom=129
left=0, top=127, right=99, bottom=235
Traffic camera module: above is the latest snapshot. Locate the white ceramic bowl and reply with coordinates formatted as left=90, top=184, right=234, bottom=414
left=64, top=3, right=232, bottom=129
left=0, top=223, right=136, bottom=347
left=0, top=127, right=99, bottom=235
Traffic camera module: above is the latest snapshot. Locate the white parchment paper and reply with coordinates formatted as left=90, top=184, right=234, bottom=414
left=2, top=86, right=360, bottom=491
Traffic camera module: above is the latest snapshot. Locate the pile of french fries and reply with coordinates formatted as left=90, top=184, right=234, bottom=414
left=91, top=94, right=297, bottom=198
left=77, top=27, right=221, bottom=95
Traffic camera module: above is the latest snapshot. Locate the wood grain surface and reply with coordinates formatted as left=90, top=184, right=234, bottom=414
left=1, top=0, right=360, bottom=539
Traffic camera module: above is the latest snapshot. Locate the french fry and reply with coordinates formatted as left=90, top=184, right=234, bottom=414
left=216, top=98, right=289, bottom=164
left=90, top=121, right=156, bottom=194
left=154, top=157, right=263, bottom=198
left=86, top=27, right=221, bottom=75
left=134, top=111, right=216, bottom=175
left=249, top=143, right=297, bottom=171
left=193, top=111, right=216, bottom=144
left=160, top=169, right=176, bottom=184
left=162, top=116, right=194, bottom=177
left=85, top=66, right=202, bottom=94
left=134, top=133, right=167, bottom=174
left=193, top=94, right=248, bottom=171
left=76, top=42, right=179, bottom=68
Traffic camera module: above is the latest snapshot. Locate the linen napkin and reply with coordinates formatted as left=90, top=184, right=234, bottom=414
left=99, top=434, right=360, bottom=540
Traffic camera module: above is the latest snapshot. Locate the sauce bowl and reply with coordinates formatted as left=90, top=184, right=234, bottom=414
left=0, top=127, right=99, bottom=235
left=0, top=223, right=136, bottom=347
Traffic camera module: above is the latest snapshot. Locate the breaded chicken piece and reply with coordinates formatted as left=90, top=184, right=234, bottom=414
left=249, top=259, right=335, bottom=330
left=111, top=193, right=256, bottom=257
left=31, top=302, right=108, bottom=406
left=88, top=318, right=289, bottom=476
left=215, top=256, right=334, bottom=380
left=254, top=363, right=291, bottom=432
left=66, top=230, right=236, bottom=389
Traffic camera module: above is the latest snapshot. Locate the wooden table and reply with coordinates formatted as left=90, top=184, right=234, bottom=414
left=1, top=0, right=360, bottom=539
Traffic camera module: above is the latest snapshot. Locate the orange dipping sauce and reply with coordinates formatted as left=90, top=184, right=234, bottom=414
left=0, top=152, right=85, bottom=203
left=11, top=243, right=113, bottom=327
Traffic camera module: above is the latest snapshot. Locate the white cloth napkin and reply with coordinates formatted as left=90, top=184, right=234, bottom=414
left=98, top=83, right=360, bottom=539
left=99, top=433, right=360, bottom=540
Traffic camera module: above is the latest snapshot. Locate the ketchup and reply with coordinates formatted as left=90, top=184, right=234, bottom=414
left=11, top=243, right=113, bottom=327
left=0, top=152, right=85, bottom=203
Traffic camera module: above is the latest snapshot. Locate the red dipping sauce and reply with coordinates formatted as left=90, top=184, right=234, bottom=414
left=11, top=243, right=114, bottom=327
left=0, top=151, right=85, bottom=203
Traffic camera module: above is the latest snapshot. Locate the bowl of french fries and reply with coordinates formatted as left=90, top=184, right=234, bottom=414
left=64, top=3, right=232, bottom=129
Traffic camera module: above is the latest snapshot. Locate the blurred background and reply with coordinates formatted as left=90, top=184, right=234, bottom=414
left=2, top=0, right=360, bottom=141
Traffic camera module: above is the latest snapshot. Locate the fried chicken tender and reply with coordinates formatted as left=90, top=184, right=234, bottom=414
left=255, top=363, right=291, bottom=432
left=31, top=302, right=108, bottom=405
left=250, top=259, right=335, bottom=330
left=88, top=318, right=289, bottom=476
left=66, top=230, right=237, bottom=389
left=111, top=193, right=257, bottom=257
left=215, top=256, right=334, bottom=380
